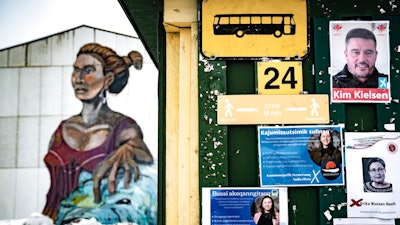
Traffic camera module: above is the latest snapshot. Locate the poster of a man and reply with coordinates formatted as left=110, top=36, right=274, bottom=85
left=329, top=20, right=391, bottom=103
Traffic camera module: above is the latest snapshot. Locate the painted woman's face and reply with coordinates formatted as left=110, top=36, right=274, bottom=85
left=72, top=54, right=105, bottom=101
left=262, top=197, right=273, bottom=211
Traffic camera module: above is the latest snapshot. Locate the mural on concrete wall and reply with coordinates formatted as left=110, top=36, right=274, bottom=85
left=42, top=43, right=157, bottom=225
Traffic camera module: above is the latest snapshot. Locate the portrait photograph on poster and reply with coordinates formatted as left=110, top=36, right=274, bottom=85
left=329, top=20, right=391, bottom=103
left=345, top=132, right=400, bottom=219
left=201, top=187, right=288, bottom=225
left=257, top=125, right=344, bottom=187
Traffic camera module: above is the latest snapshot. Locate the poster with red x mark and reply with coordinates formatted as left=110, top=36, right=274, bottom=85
left=345, top=132, right=400, bottom=219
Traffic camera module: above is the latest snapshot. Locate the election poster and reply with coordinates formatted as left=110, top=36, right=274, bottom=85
left=329, top=20, right=391, bottom=103
left=258, top=125, right=344, bottom=186
left=345, top=132, right=400, bottom=219
left=202, top=187, right=288, bottom=225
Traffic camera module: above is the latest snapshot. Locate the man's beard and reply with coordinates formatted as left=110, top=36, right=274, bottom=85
left=354, top=74, right=369, bottom=79
left=354, top=62, right=370, bottom=79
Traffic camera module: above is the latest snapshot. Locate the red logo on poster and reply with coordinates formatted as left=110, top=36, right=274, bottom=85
left=376, top=23, right=387, bottom=33
left=332, top=24, right=342, bottom=33
left=387, top=142, right=398, bottom=153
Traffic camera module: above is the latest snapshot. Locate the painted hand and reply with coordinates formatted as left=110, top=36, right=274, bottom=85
left=92, top=138, right=153, bottom=203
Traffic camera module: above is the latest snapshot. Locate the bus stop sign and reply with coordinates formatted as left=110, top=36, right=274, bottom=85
left=201, top=0, right=307, bottom=59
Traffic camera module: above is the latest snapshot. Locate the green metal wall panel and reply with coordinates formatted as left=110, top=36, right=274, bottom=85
left=319, top=186, right=347, bottom=224
left=313, top=17, right=346, bottom=125
left=376, top=16, right=400, bottom=132
left=198, top=60, right=229, bottom=187
left=225, top=61, right=258, bottom=186
left=289, top=187, right=320, bottom=225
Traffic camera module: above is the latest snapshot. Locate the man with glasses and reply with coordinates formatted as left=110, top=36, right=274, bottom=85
left=364, top=157, right=392, bottom=192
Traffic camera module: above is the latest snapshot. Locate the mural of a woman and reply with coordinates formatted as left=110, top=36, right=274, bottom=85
left=42, top=43, right=155, bottom=224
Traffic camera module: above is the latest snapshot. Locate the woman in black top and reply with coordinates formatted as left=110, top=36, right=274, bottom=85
left=253, top=195, right=280, bottom=225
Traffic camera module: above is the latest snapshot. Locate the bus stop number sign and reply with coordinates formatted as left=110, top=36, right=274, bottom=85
left=201, top=0, right=307, bottom=59
left=257, top=61, right=303, bottom=95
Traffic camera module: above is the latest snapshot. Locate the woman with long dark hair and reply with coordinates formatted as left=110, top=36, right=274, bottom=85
left=309, top=129, right=342, bottom=166
left=253, top=195, right=280, bottom=225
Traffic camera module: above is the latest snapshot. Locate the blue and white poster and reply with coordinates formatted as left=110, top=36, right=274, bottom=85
left=202, top=187, right=288, bottom=225
left=345, top=132, right=400, bottom=219
left=258, top=125, right=344, bottom=186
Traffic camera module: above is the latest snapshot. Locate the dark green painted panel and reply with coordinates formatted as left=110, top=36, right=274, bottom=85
left=227, top=125, right=259, bottom=186
left=319, top=186, right=347, bottom=224
left=377, top=102, right=400, bottom=132
left=309, top=0, right=400, bottom=17
left=345, top=104, right=377, bottom=131
left=288, top=187, right=320, bottom=225
left=224, top=61, right=259, bottom=186
left=226, top=61, right=257, bottom=95
left=198, top=60, right=229, bottom=187
left=313, top=17, right=346, bottom=125
left=313, top=17, right=331, bottom=95
left=302, top=54, right=316, bottom=93
left=377, top=16, right=400, bottom=132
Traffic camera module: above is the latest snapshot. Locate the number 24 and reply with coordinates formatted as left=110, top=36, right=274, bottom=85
left=264, top=67, right=298, bottom=89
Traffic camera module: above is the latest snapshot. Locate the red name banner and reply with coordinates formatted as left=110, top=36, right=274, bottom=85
left=331, top=88, right=390, bottom=103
